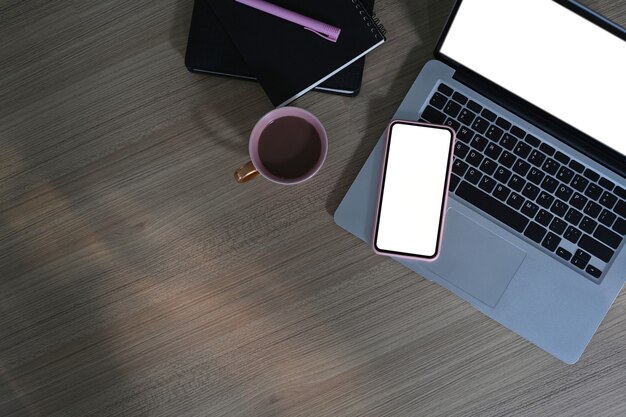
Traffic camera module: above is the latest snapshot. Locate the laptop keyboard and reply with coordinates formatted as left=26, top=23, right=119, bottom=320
left=419, top=82, right=626, bottom=282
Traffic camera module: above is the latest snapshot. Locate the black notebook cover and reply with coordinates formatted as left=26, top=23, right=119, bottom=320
left=185, top=0, right=377, bottom=96
left=206, top=0, right=385, bottom=106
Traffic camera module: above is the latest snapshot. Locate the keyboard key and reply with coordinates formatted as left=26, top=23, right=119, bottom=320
left=549, top=218, right=567, bottom=235
left=542, top=232, right=561, bottom=251
left=513, top=159, right=531, bottom=176
left=453, top=159, right=469, bottom=176
left=430, top=92, right=448, bottom=109
left=508, top=175, right=526, bottom=192
left=498, top=151, right=516, bottom=168
left=555, top=184, right=573, bottom=202
left=472, top=117, right=490, bottom=134
left=444, top=118, right=461, bottom=132
left=616, top=200, right=626, bottom=218
left=524, top=222, right=547, bottom=243
left=478, top=176, right=497, bottom=193
left=458, top=109, right=476, bottom=126
left=556, top=247, right=572, bottom=261
left=579, top=234, right=614, bottom=263
left=583, top=200, right=602, bottom=218
left=522, top=201, right=539, bottom=218
left=527, top=168, right=545, bottom=185
left=580, top=216, right=597, bottom=234
left=481, top=108, right=497, bottom=122
left=422, top=106, right=447, bottom=124
left=536, top=209, right=553, bottom=227
left=493, top=184, right=511, bottom=202
left=569, top=160, right=585, bottom=173
left=541, top=176, right=558, bottom=193
left=507, top=192, right=524, bottom=210
left=564, top=226, right=582, bottom=243
left=571, top=256, right=588, bottom=270
left=454, top=142, right=470, bottom=159
left=539, top=143, right=555, bottom=156
left=550, top=199, right=568, bottom=217
left=542, top=158, right=560, bottom=175
left=586, top=265, right=602, bottom=279
left=565, top=208, right=583, bottom=226
left=495, top=117, right=511, bottom=130
left=444, top=101, right=462, bottom=118
left=522, top=183, right=540, bottom=200
left=457, top=126, right=474, bottom=143
left=583, top=168, right=600, bottom=182
left=556, top=166, right=575, bottom=184
left=513, top=142, right=532, bottom=158
left=614, top=218, right=626, bottom=235
left=449, top=173, right=461, bottom=192
left=537, top=192, right=554, bottom=209
left=500, top=134, right=517, bottom=150
left=511, top=126, right=526, bottom=139
left=467, top=100, right=482, bottom=113
left=495, top=166, right=512, bottom=183
left=575, top=249, right=591, bottom=264
left=570, top=193, right=588, bottom=210
left=485, top=125, right=504, bottom=141
left=585, top=183, right=602, bottom=200
left=465, top=168, right=483, bottom=185
left=598, top=209, right=617, bottom=228
left=599, top=191, right=617, bottom=209
left=467, top=150, right=484, bottom=167
left=615, top=186, right=626, bottom=200
left=554, top=151, right=570, bottom=165
left=437, top=83, right=453, bottom=96
left=485, top=142, right=503, bottom=160
left=524, top=134, right=540, bottom=147
left=479, top=158, right=497, bottom=176
left=599, top=178, right=614, bottom=191
left=471, top=135, right=488, bottom=151
left=594, top=224, right=622, bottom=249
left=571, top=175, right=589, bottom=192
left=456, top=182, right=530, bottom=233
left=528, top=149, right=546, bottom=167
left=452, top=91, right=468, bottom=105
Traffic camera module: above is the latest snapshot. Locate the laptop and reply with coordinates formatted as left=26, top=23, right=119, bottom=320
left=334, top=0, right=626, bottom=364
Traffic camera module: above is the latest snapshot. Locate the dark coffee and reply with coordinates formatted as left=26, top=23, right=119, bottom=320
left=258, top=116, right=322, bottom=179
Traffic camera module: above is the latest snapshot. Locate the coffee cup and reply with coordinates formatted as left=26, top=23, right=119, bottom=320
left=234, top=107, right=328, bottom=184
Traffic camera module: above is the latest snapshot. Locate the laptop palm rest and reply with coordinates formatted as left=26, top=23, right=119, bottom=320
left=426, top=209, right=527, bottom=307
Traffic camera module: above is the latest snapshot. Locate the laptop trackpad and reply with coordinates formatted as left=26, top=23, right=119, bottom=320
left=426, top=209, right=527, bottom=307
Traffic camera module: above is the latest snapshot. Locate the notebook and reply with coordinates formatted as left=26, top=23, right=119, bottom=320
left=207, top=0, right=386, bottom=107
left=184, top=0, right=378, bottom=96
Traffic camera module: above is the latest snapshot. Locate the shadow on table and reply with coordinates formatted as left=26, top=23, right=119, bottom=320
left=169, top=0, right=195, bottom=58
left=0, top=0, right=457, bottom=415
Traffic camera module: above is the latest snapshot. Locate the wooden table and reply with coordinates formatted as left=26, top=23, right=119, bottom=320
left=1, top=1, right=625, bottom=415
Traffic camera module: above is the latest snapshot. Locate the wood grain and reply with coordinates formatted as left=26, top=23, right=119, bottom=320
left=1, top=1, right=625, bottom=416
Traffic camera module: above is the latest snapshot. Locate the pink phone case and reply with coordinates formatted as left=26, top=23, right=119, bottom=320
left=371, top=120, right=456, bottom=262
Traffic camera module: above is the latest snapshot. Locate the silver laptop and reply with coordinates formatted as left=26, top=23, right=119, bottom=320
left=334, top=0, right=626, bottom=364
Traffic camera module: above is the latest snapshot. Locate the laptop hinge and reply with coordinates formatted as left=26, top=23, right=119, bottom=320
left=452, top=67, right=625, bottom=179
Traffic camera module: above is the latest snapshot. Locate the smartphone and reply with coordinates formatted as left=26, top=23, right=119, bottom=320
left=373, top=120, right=455, bottom=260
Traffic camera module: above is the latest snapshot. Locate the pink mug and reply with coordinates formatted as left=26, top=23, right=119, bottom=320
left=234, top=107, right=328, bottom=185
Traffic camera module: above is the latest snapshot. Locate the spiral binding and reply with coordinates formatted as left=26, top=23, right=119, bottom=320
left=351, top=0, right=387, bottom=40
left=371, top=15, right=387, bottom=36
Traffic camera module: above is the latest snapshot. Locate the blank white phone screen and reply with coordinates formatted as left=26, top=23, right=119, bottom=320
left=375, top=123, right=453, bottom=258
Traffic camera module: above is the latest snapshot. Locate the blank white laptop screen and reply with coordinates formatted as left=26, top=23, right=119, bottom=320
left=440, top=0, right=626, bottom=157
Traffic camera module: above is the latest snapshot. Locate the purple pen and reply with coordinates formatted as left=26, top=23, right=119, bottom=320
left=235, top=0, right=341, bottom=43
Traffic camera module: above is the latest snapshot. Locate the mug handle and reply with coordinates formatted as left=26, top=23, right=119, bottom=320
left=234, top=161, right=260, bottom=183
